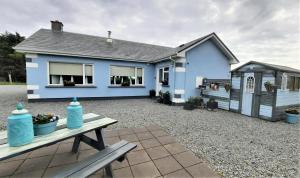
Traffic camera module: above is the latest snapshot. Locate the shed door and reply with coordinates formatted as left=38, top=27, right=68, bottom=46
left=241, top=73, right=255, bottom=116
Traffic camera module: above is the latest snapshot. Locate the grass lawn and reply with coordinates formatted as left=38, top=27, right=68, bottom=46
left=0, top=81, right=26, bottom=85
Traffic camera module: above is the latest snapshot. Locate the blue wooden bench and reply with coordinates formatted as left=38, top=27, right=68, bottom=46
left=54, top=140, right=136, bottom=178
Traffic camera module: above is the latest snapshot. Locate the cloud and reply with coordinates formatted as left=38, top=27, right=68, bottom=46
left=0, top=0, right=299, bottom=68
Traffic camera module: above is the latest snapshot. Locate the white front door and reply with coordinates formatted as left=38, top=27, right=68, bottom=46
left=241, top=73, right=255, bottom=116
left=156, top=68, right=162, bottom=96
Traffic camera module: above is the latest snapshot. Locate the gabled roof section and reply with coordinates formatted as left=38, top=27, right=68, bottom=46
left=232, top=61, right=300, bottom=74
left=175, top=33, right=239, bottom=64
left=14, top=29, right=175, bottom=63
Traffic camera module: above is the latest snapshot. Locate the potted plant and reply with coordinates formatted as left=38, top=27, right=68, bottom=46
left=207, top=98, right=218, bottom=111
left=63, top=80, right=75, bottom=86
left=32, top=114, right=59, bottom=136
left=224, top=83, right=231, bottom=92
left=157, top=91, right=163, bottom=103
left=285, top=109, right=299, bottom=124
left=264, top=81, right=274, bottom=93
left=163, top=91, right=171, bottom=105
left=121, top=78, right=130, bottom=87
left=115, top=77, right=122, bottom=85
left=192, top=97, right=204, bottom=108
left=161, top=80, right=168, bottom=86
left=149, top=89, right=156, bottom=98
left=184, top=97, right=195, bottom=110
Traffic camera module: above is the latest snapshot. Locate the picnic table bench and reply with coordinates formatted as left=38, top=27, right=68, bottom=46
left=0, top=113, right=136, bottom=178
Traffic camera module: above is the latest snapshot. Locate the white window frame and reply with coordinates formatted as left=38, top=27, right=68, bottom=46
left=246, top=76, right=255, bottom=93
left=110, top=65, right=144, bottom=86
left=159, top=67, right=169, bottom=85
left=281, top=73, right=288, bottom=91
left=47, top=62, right=94, bottom=86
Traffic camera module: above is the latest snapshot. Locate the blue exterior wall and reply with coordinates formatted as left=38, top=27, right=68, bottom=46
left=27, top=54, right=155, bottom=99
left=184, top=40, right=231, bottom=100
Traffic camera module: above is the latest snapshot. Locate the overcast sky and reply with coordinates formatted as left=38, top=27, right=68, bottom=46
left=0, top=0, right=299, bottom=69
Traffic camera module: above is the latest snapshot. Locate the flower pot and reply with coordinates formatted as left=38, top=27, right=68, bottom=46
left=33, top=120, right=58, bottom=136
left=149, top=90, right=156, bottom=98
left=286, top=113, right=299, bottom=124
left=207, top=101, right=218, bottom=111
left=184, top=103, right=195, bottom=110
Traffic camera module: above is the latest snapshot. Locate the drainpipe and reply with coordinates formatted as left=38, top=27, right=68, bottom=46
left=169, top=56, right=176, bottom=102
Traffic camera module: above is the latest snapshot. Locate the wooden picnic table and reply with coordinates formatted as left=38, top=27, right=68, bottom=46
left=0, top=113, right=117, bottom=161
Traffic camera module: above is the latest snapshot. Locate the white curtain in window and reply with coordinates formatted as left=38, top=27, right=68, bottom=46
left=110, top=66, right=135, bottom=76
left=85, top=65, right=93, bottom=76
left=137, top=68, right=143, bottom=77
left=49, top=63, right=83, bottom=75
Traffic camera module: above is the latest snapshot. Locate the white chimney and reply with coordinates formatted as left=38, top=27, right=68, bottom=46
left=107, top=31, right=112, bottom=43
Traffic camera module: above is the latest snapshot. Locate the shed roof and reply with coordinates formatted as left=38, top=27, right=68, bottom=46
left=232, top=61, right=300, bottom=74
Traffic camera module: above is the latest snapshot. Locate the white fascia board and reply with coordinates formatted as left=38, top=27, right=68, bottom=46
left=174, top=89, right=185, bottom=94
left=26, top=62, right=38, bottom=68
left=27, top=85, right=39, bottom=90
left=27, top=94, right=40, bottom=99
left=172, top=98, right=185, bottom=103
left=25, top=54, right=38, bottom=58
left=175, top=67, right=186, bottom=72
left=16, top=49, right=151, bottom=63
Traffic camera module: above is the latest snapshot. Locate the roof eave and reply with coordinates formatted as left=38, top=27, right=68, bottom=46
left=14, top=48, right=153, bottom=63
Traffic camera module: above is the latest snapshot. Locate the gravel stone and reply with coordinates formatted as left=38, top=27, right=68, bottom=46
left=0, top=86, right=299, bottom=177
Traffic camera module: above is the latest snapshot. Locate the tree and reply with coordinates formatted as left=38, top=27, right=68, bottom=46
left=0, top=32, right=25, bottom=82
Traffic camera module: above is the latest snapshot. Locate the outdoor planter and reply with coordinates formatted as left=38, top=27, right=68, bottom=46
left=285, top=109, right=299, bottom=124
left=183, top=103, right=195, bottom=110
left=161, top=80, right=169, bottom=86
left=183, top=97, right=197, bottom=110
left=207, top=99, right=218, bottom=111
left=264, top=81, right=274, bottom=93
left=33, top=114, right=59, bottom=136
left=224, top=83, right=231, bottom=92
left=157, top=91, right=164, bottom=103
left=63, top=81, right=75, bottom=86
left=149, top=90, right=156, bottom=98
left=210, top=83, right=219, bottom=90
left=121, top=81, right=130, bottom=87
left=163, top=91, right=171, bottom=105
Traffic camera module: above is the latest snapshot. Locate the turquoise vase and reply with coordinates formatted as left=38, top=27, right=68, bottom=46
left=7, top=103, right=34, bottom=147
left=67, top=97, right=83, bottom=129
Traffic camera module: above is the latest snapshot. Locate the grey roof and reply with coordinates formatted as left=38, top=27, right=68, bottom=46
left=14, top=29, right=238, bottom=63
left=14, top=29, right=175, bottom=62
left=232, top=61, right=300, bottom=74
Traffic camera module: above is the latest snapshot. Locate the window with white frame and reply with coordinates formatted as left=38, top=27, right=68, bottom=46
left=246, top=76, right=255, bottom=93
left=281, top=73, right=288, bottom=90
left=159, top=67, right=169, bottom=85
left=49, top=62, right=93, bottom=85
left=110, top=66, right=144, bottom=86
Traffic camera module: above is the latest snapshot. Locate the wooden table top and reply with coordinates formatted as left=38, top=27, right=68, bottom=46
left=0, top=113, right=117, bottom=161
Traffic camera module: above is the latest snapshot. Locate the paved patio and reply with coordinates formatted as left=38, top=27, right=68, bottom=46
left=0, top=125, right=219, bottom=178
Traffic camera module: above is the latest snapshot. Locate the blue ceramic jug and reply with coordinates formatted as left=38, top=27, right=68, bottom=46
left=67, top=97, right=83, bottom=129
left=7, top=103, right=34, bottom=147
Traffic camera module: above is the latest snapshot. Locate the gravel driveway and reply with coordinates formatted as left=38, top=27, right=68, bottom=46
left=0, top=86, right=299, bottom=177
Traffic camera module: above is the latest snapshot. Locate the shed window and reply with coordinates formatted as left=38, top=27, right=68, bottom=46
left=49, top=62, right=93, bottom=85
left=287, top=75, right=300, bottom=91
left=246, top=76, right=255, bottom=93
left=110, top=66, right=144, bottom=86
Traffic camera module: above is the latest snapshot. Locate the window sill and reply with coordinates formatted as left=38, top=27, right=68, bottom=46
left=46, top=85, right=97, bottom=88
left=108, top=86, right=145, bottom=88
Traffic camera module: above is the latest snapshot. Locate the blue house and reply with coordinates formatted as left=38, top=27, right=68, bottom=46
left=14, top=21, right=239, bottom=104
